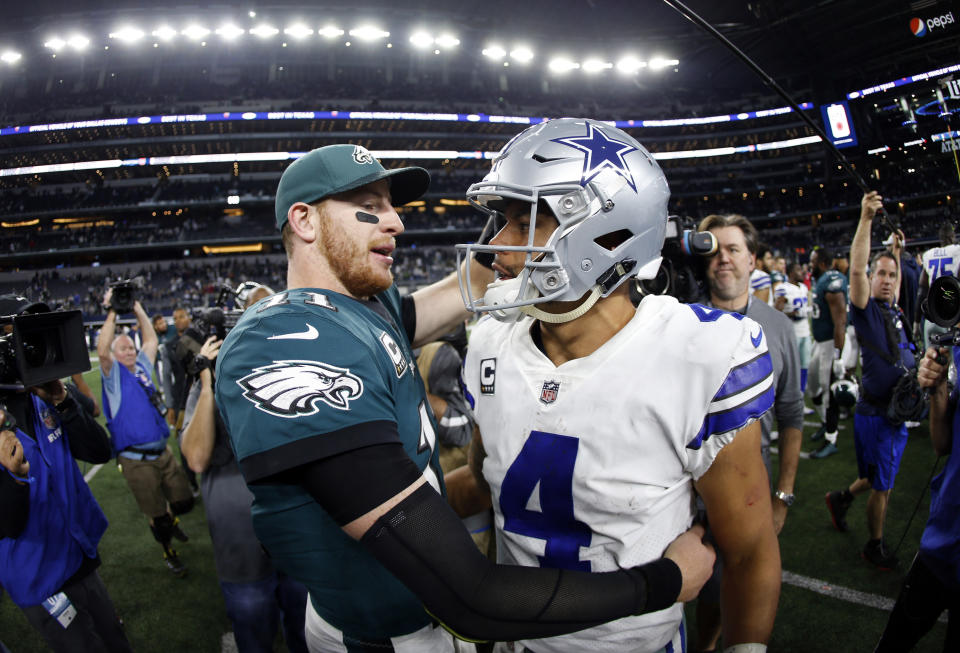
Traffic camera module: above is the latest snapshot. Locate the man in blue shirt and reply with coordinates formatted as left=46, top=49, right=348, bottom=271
left=874, top=343, right=959, bottom=650
left=98, top=292, right=194, bottom=575
left=0, top=295, right=133, bottom=653
left=825, top=192, right=916, bottom=569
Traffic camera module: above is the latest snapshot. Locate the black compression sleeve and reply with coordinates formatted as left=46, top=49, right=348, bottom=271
left=296, top=442, right=425, bottom=525
left=360, top=483, right=681, bottom=642
left=400, top=294, right=417, bottom=344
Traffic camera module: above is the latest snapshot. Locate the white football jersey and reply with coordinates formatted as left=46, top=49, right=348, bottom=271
left=776, top=281, right=811, bottom=339
left=464, top=295, right=774, bottom=653
left=750, top=269, right=772, bottom=305
left=922, top=244, right=960, bottom=282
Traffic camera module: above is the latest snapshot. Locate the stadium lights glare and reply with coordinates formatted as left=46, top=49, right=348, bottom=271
left=284, top=23, right=314, bottom=39
left=1, top=50, right=22, bottom=65
left=67, top=35, right=90, bottom=51
left=249, top=24, right=279, bottom=38
left=409, top=31, right=433, bottom=49
left=109, top=27, right=145, bottom=44
left=215, top=24, right=245, bottom=41
left=182, top=25, right=211, bottom=40
left=616, top=55, right=646, bottom=74
left=44, top=37, right=66, bottom=52
left=214, top=23, right=246, bottom=41
left=548, top=57, right=580, bottom=73
left=648, top=57, right=679, bottom=70
left=152, top=26, right=178, bottom=41
left=349, top=25, right=389, bottom=41
left=510, top=46, right=534, bottom=63
left=318, top=25, right=344, bottom=38
left=582, top=58, right=612, bottom=74
left=435, top=33, right=459, bottom=48
left=482, top=44, right=506, bottom=60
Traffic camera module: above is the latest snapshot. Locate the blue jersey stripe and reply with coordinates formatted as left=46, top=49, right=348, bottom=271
left=713, top=352, right=774, bottom=402
left=751, top=276, right=771, bottom=289
left=687, top=384, right=775, bottom=450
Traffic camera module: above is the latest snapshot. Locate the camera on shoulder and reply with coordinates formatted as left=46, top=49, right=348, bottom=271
left=631, top=215, right=717, bottom=304
left=0, top=295, right=90, bottom=391
left=923, top=275, right=960, bottom=347
left=175, top=285, right=244, bottom=376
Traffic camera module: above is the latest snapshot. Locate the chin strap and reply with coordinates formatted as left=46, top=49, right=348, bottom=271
left=520, top=285, right=602, bottom=324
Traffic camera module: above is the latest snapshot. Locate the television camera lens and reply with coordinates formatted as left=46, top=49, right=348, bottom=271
left=924, top=275, right=960, bottom=328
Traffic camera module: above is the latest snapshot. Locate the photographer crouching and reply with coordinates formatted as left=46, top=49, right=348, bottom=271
left=179, top=282, right=309, bottom=653
left=97, top=286, right=194, bottom=576
left=0, top=295, right=133, bottom=652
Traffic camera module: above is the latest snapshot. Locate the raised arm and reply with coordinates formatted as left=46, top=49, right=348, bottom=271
left=179, top=337, right=222, bottom=474
left=849, top=191, right=883, bottom=310
left=96, top=290, right=116, bottom=378
left=695, top=420, right=781, bottom=647
left=134, top=300, right=158, bottom=366
left=411, top=258, right=493, bottom=348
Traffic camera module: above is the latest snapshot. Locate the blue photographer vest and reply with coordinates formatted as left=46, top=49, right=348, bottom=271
left=0, top=395, right=108, bottom=607
left=101, top=354, right=170, bottom=452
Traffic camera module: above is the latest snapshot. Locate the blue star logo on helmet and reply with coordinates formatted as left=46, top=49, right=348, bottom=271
left=551, top=122, right=640, bottom=192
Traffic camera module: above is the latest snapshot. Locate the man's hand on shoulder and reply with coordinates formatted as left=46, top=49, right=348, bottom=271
left=663, top=522, right=716, bottom=602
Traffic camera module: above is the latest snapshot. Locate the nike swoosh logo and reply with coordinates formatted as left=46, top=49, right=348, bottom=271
left=750, top=327, right=763, bottom=348
left=268, top=324, right=319, bottom=340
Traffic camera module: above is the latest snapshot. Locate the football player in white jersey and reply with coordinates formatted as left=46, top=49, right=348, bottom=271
left=454, top=118, right=781, bottom=653
left=776, top=262, right=813, bottom=392
left=750, top=245, right=773, bottom=305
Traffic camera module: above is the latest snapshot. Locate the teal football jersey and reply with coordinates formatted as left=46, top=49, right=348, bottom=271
left=215, top=286, right=443, bottom=639
left=810, top=270, right=848, bottom=343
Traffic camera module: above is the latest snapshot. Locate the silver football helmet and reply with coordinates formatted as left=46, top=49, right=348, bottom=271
left=456, top=118, right=670, bottom=322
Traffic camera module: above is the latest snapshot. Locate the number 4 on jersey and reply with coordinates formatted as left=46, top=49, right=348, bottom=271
left=499, top=431, right=592, bottom=572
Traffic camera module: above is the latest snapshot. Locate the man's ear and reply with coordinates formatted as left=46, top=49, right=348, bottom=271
left=749, top=253, right=756, bottom=272
left=287, top=202, right=318, bottom=243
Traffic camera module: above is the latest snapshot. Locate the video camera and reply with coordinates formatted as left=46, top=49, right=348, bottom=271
left=0, top=299, right=90, bottom=391
left=175, top=285, right=244, bottom=376
left=632, top=215, right=717, bottom=304
left=107, top=277, right=144, bottom=313
left=922, top=275, right=960, bottom=347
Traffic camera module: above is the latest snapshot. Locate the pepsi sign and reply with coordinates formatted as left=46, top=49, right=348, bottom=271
left=820, top=101, right=858, bottom=149
left=910, top=12, right=955, bottom=37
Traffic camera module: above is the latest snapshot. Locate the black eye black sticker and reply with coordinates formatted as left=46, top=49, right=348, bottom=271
left=355, top=211, right=380, bottom=224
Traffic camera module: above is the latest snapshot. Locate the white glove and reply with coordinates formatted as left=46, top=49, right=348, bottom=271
left=832, top=358, right=845, bottom=380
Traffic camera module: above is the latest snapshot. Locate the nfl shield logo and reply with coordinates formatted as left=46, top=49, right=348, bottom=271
left=540, top=381, right=560, bottom=405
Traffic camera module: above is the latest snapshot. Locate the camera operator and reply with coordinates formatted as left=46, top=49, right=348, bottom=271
left=161, top=307, right=191, bottom=427
left=179, top=283, right=309, bottom=653
left=825, top=192, right=918, bottom=569
left=874, top=344, right=959, bottom=651
left=97, top=287, right=194, bottom=576
left=694, top=214, right=804, bottom=653
left=0, top=295, right=132, bottom=653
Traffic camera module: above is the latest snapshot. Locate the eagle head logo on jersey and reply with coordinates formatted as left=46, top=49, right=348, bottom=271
left=237, top=360, right=364, bottom=417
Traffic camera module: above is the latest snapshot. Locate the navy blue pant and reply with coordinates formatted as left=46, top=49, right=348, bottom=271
left=220, top=571, right=309, bottom=653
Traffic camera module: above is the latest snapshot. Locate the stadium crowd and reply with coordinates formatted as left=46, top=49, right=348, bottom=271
left=2, top=93, right=958, bottom=652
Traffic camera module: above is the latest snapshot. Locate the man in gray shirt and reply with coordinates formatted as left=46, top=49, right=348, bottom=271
left=692, top=213, right=804, bottom=652
left=179, top=284, right=308, bottom=653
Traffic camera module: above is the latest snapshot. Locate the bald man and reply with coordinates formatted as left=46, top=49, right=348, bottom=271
left=97, top=289, right=194, bottom=576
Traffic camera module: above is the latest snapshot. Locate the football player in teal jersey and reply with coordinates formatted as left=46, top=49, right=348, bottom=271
left=215, top=144, right=717, bottom=652
left=807, top=247, right=849, bottom=458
